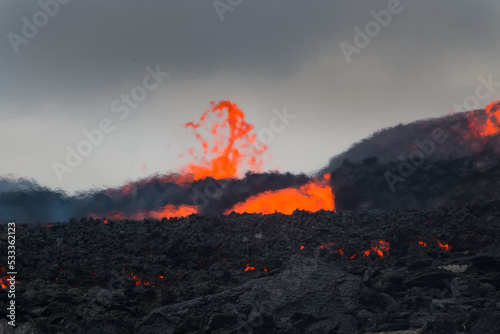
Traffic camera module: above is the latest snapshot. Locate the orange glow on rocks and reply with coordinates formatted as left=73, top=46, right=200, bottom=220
left=131, top=273, right=168, bottom=288
left=0, top=267, right=19, bottom=289
left=224, top=174, right=334, bottom=215
left=362, top=240, right=390, bottom=258
left=469, top=101, right=500, bottom=137
left=0, top=267, right=7, bottom=289
left=317, top=242, right=344, bottom=255
left=244, top=265, right=256, bottom=271
left=434, top=239, right=451, bottom=251
left=92, top=204, right=198, bottom=221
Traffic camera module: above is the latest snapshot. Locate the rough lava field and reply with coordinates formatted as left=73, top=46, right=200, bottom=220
left=1, top=202, right=500, bottom=333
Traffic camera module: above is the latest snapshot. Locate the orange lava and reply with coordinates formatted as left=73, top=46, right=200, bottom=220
left=244, top=265, right=256, bottom=271
left=224, top=174, right=334, bottom=215
left=131, top=272, right=142, bottom=285
left=91, top=204, right=198, bottom=221
left=469, top=101, right=500, bottom=137
left=180, top=100, right=267, bottom=182
left=0, top=267, right=6, bottom=289
left=131, top=272, right=167, bottom=288
left=317, top=242, right=344, bottom=255
left=0, top=266, right=17, bottom=289
left=362, top=240, right=390, bottom=258
left=434, top=239, right=451, bottom=251
left=92, top=101, right=337, bottom=219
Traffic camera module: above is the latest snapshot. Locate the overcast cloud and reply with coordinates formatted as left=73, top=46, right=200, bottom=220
left=1, top=0, right=500, bottom=192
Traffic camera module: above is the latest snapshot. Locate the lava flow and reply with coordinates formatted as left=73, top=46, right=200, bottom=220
left=91, top=100, right=335, bottom=220
left=469, top=101, right=500, bottom=137
left=434, top=238, right=452, bottom=251
left=362, top=240, right=390, bottom=258
left=178, top=100, right=334, bottom=216
left=225, top=174, right=334, bottom=215
left=90, top=204, right=198, bottom=221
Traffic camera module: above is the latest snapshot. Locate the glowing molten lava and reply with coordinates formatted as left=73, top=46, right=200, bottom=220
left=317, top=242, right=344, bottom=255
left=434, top=239, right=451, bottom=251
left=224, top=174, right=334, bottom=215
left=244, top=264, right=256, bottom=271
left=91, top=100, right=336, bottom=219
left=180, top=100, right=267, bottom=182
left=362, top=240, right=390, bottom=258
left=0, top=267, right=7, bottom=289
left=131, top=272, right=168, bottom=288
left=469, top=101, right=500, bottom=137
left=92, top=204, right=198, bottom=221
left=418, top=240, right=427, bottom=248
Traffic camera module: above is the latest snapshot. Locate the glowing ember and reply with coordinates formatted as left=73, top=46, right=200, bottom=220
left=469, top=101, right=500, bottom=137
left=362, top=240, right=390, bottom=258
left=434, top=239, right=451, bottom=251
left=180, top=100, right=267, bottom=182
left=300, top=245, right=305, bottom=250
left=418, top=240, right=427, bottom=248
left=317, top=242, right=344, bottom=255
left=131, top=272, right=141, bottom=286
left=131, top=272, right=168, bottom=288
left=224, top=174, right=334, bottom=215
left=0, top=267, right=7, bottom=289
left=244, top=265, right=256, bottom=271
left=0, top=266, right=18, bottom=289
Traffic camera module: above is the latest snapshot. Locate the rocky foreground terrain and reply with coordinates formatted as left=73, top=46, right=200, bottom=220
left=1, top=200, right=500, bottom=334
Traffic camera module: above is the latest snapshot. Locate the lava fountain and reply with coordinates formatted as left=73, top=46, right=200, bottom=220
left=178, top=100, right=268, bottom=183
left=91, top=100, right=335, bottom=220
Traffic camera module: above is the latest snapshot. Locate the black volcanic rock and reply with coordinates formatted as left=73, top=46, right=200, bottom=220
left=1, top=201, right=500, bottom=333
left=331, top=149, right=500, bottom=212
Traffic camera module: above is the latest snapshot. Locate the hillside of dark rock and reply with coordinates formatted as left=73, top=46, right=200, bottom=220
left=331, top=148, right=500, bottom=212
left=326, top=108, right=500, bottom=172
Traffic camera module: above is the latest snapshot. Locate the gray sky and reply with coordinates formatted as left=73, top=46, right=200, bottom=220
left=1, top=0, right=500, bottom=193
